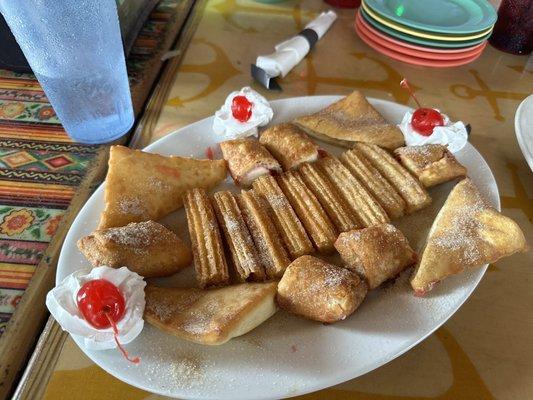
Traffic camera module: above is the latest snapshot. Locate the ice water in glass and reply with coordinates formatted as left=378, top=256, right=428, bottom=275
left=0, top=0, right=134, bottom=143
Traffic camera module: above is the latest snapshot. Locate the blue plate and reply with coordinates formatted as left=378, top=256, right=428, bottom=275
left=360, top=8, right=491, bottom=48
left=364, top=0, right=497, bottom=34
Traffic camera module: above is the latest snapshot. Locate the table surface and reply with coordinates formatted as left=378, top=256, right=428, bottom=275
left=42, top=0, right=532, bottom=399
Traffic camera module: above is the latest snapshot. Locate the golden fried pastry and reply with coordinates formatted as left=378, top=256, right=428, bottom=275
left=293, top=91, right=405, bottom=150
left=98, top=145, right=227, bottom=229
left=77, top=221, right=192, bottom=278
left=277, top=255, right=367, bottom=323
left=220, top=139, right=281, bottom=187
left=213, top=191, right=265, bottom=282
left=252, top=175, right=314, bottom=259
left=353, top=143, right=431, bottom=213
left=277, top=170, right=337, bottom=253
left=184, top=188, right=230, bottom=288
left=145, top=282, right=277, bottom=345
left=341, top=148, right=406, bottom=219
left=259, top=123, right=319, bottom=170
left=237, top=190, right=291, bottom=279
left=411, top=178, right=527, bottom=295
left=299, top=162, right=361, bottom=232
left=335, top=224, right=417, bottom=289
left=318, top=156, right=389, bottom=227
left=394, top=144, right=467, bottom=187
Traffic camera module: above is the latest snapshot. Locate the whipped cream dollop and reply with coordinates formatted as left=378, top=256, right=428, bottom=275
left=213, top=87, right=273, bottom=138
left=46, top=266, right=146, bottom=350
left=398, top=110, right=468, bottom=153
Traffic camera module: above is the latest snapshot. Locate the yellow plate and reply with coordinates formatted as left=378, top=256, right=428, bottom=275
left=361, top=1, right=493, bottom=41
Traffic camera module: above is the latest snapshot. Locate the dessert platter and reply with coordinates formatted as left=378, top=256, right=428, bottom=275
left=49, top=84, right=527, bottom=399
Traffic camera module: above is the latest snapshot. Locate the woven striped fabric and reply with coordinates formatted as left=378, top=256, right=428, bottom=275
left=0, top=0, right=181, bottom=335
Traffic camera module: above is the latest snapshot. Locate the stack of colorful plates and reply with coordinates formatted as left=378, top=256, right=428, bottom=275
left=355, top=0, right=497, bottom=67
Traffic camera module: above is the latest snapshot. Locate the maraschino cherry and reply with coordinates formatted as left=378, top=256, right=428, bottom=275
left=231, top=95, right=253, bottom=122
left=77, top=279, right=140, bottom=364
left=400, top=79, right=444, bottom=136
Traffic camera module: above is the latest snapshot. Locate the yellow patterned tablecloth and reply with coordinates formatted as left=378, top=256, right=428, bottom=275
left=43, top=1, right=532, bottom=399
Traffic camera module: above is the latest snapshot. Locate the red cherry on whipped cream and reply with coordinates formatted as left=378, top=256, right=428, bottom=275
left=411, top=108, right=444, bottom=136
left=77, top=279, right=139, bottom=364
left=77, top=279, right=125, bottom=328
left=231, top=95, right=253, bottom=122
left=400, top=78, right=444, bottom=136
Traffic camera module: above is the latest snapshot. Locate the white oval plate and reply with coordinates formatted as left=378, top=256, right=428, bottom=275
left=57, top=96, right=498, bottom=400
left=515, top=94, right=533, bottom=172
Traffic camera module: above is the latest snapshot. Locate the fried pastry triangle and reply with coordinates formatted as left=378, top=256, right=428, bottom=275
left=144, top=282, right=278, bottom=345
left=411, top=178, right=527, bottom=295
left=293, top=91, right=405, bottom=150
left=98, top=146, right=227, bottom=229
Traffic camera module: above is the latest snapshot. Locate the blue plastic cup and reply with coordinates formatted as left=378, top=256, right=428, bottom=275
left=0, top=0, right=134, bottom=144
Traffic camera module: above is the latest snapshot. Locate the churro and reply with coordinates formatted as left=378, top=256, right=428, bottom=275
left=353, top=143, right=431, bottom=213
left=184, top=188, right=230, bottom=288
left=341, top=147, right=406, bottom=219
left=213, top=191, right=265, bottom=282
left=318, top=156, right=389, bottom=227
left=299, top=162, right=361, bottom=232
left=277, top=170, right=337, bottom=253
left=237, top=190, right=291, bottom=279
left=252, top=175, right=314, bottom=259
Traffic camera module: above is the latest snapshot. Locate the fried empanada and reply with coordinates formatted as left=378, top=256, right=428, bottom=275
left=411, top=178, right=527, bottom=295
left=98, top=146, right=227, bottom=229
left=294, top=91, right=405, bottom=150
left=144, top=282, right=277, bottom=345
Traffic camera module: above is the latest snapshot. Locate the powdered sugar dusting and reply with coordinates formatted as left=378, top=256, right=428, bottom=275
left=140, top=345, right=207, bottom=390
left=431, top=203, right=485, bottom=265
left=148, top=177, right=170, bottom=191
left=118, top=197, right=146, bottom=216
left=182, top=299, right=218, bottom=335
left=102, top=221, right=158, bottom=247
left=266, top=193, right=289, bottom=209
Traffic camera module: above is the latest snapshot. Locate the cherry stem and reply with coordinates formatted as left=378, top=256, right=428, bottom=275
left=104, top=312, right=140, bottom=365
left=400, top=79, right=422, bottom=109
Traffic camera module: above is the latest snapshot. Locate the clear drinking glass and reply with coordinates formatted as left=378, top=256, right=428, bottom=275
left=0, top=0, right=134, bottom=144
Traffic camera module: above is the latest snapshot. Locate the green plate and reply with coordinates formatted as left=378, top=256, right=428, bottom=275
left=364, top=0, right=496, bottom=34
left=360, top=8, right=491, bottom=48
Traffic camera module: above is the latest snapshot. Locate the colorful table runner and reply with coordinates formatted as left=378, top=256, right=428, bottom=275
left=0, top=0, right=194, bottom=396
left=44, top=0, right=532, bottom=399
left=0, top=69, right=96, bottom=331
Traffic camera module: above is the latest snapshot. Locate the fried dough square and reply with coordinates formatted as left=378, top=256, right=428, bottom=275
left=220, top=139, right=281, bottom=186
left=259, top=123, right=319, bottom=170
left=277, top=255, right=367, bottom=323
left=77, top=221, right=192, bottom=278
left=335, top=224, right=417, bottom=289
left=394, top=144, right=467, bottom=187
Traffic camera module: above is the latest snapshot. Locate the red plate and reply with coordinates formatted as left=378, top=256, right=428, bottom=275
left=355, top=21, right=484, bottom=67
left=355, top=11, right=487, bottom=58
